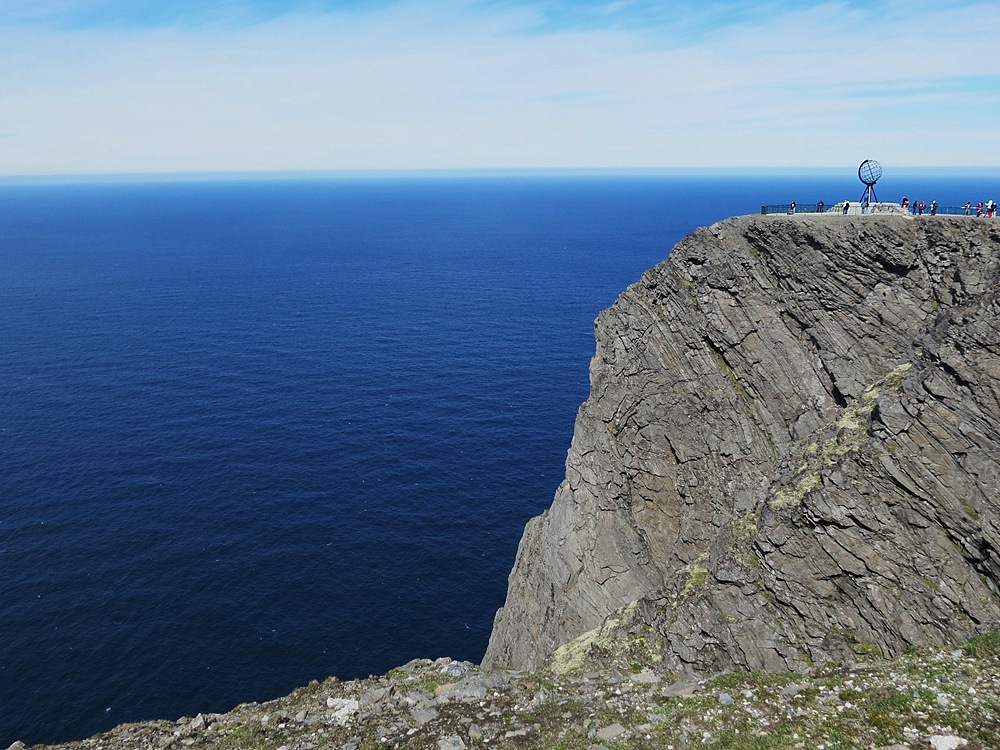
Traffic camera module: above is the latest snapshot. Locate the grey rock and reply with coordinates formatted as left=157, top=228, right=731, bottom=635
left=504, top=726, right=532, bottom=738
left=717, top=692, right=734, bottom=706
left=400, top=691, right=426, bottom=707
left=662, top=679, right=700, bottom=697
left=484, top=215, right=1000, bottom=675
left=440, top=660, right=472, bottom=677
left=929, top=737, right=968, bottom=750
left=443, top=672, right=511, bottom=702
left=360, top=686, right=391, bottom=708
left=434, top=683, right=457, bottom=699
left=410, top=706, right=439, bottom=725
left=396, top=658, right=433, bottom=673
left=436, top=737, right=466, bottom=750
left=596, top=722, right=627, bottom=740
left=326, top=698, right=360, bottom=726
left=630, top=669, right=661, bottom=684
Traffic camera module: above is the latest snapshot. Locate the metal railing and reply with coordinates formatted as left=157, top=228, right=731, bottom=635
left=762, top=202, right=991, bottom=217
left=760, top=203, right=827, bottom=215
left=918, top=205, right=973, bottom=216
left=899, top=205, right=986, bottom=216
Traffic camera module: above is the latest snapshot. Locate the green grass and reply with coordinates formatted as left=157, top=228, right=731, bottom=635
left=203, top=725, right=277, bottom=750
left=964, top=630, right=1000, bottom=658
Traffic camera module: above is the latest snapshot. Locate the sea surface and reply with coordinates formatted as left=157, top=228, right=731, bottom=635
left=1, top=171, right=997, bottom=745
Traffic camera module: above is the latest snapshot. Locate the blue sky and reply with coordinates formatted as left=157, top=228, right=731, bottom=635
left=1, top=0, right=997, bottom=175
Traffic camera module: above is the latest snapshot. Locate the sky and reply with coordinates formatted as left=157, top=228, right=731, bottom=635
left=1, top=0, right=998, bottom=176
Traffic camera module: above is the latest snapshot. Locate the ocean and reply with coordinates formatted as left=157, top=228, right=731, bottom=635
left=1, top=171, right=996, bottom=745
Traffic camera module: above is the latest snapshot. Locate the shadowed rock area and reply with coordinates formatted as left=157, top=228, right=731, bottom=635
left=484, top=213, right=1000, bottom=676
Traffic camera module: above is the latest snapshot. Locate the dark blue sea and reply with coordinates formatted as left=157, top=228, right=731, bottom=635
left=2, top=171, right=997, bottom=745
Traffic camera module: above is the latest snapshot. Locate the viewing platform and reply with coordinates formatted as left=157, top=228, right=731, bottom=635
left=761, top=202, right=979, bottom=217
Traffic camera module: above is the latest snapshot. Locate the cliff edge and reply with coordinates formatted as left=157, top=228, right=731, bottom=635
left=484, top=214, right=1000, bottom=675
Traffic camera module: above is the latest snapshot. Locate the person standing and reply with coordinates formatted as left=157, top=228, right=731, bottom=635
left=931, top=200, right=938, bottom=215
left=977, top=202, right=984, bottom=217
left=965, top=202, right=972, bottom=216
left=842, top=201, right=850, bottom=215
left=918, top=200, right=925, bottom=215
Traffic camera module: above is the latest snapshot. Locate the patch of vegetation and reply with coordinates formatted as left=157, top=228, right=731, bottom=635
left=641, top=638, right=1000, bottom=750
left=681, top=550, right=711, bottom=596
left=203, top=725, right=278, bottom=750
left=707, top=670, right=802, bottom=692
left=964, top=629, right=1000, bottom=658
left=549, top=601, right=639, bottom=674
left=769, top=362, right=913, bottom=510
left=852, top=641, right=883, bottom=660
left=960, top=497, right=981, bottom=521
left=769, top=472, right=822, bottom=511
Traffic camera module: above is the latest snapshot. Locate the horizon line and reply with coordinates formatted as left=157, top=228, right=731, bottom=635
left=3, top=166, right=1000, bottom=186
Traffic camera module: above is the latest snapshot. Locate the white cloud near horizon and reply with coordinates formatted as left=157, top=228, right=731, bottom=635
left=1, top=0, right=997, bottom=175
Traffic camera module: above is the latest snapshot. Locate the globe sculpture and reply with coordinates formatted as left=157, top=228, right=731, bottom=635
left=858, top=159, right=882, bottom=206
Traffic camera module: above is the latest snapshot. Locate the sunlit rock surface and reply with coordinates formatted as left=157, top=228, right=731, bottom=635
left=484, top=214, right=1000, bottom=674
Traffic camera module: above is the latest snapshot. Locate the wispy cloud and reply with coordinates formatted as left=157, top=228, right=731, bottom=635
left=0, top=0, right=997, bottom=174
left=0, top=1, right=395, bottom=30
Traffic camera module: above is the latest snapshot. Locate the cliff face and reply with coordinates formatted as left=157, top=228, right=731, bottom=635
left=483, top=214, right=1000, bottom=674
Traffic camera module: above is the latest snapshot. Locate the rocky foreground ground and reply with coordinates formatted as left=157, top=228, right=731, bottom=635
left=16, top=630, right=1000, bottom=750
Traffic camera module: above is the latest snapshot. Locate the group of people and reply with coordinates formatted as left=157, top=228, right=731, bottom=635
left=783, top=197, right=997, bottom=216
left=966, top=200, right=997, bottom=217
left=901, top=197, right=939, bottom=215
left=901, top=197, right=997, bottom=216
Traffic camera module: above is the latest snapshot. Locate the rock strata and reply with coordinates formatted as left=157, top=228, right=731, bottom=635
left=484, top=214, right=1000, bottom=675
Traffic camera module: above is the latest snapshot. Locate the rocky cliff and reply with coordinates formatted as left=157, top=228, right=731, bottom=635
left=484, top=213, right=1000, bottom=676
